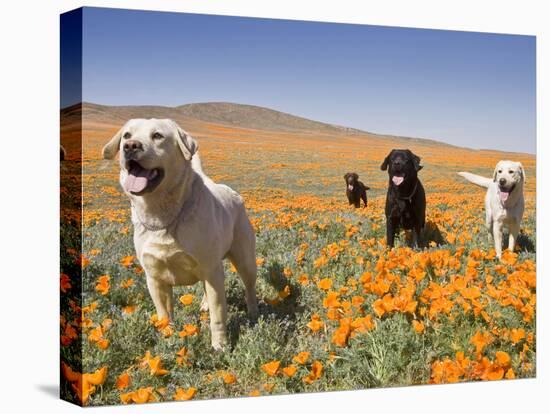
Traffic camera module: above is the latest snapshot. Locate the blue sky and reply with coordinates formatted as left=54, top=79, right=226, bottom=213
left=74, top=7, right=535, bottom=153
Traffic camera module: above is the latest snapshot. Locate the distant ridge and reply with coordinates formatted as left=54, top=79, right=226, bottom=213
left=61, top=102, right=533, bottom=155
left=175, top=102, right=365, bottom=135
left=67, top=101, right=365, bottom=135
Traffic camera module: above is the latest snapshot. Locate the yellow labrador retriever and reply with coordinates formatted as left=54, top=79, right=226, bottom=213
left=103, top=119, right=258, bottom=350
left=458, top=160, right=526, bottom=258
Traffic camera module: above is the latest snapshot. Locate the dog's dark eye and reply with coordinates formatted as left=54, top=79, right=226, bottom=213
left=122, top=132, right=131, bottom=139
left=498, top=170, right=502, bottom=173
left=152, top=132, right=164, bottom=140
left=509, top=170, right=514, bottom=174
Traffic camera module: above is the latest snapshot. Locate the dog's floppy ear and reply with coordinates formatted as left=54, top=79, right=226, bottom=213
left=407, top=150, right=423, bottom=172
left=413, top=154, right=423, bottom=172
left=344, top=172, right=350, bottom=180
left=518, top=162, right=526, bottom=183
left=492, top=162, right=502, bottom=182
left=173, top=121, right=198, bottom=161
left=102, top=125, right=125, bottom=160
left=380, top=150, right=394, bottom=171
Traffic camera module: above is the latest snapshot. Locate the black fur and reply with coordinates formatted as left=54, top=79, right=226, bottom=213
left=344, top=172, right=370, bottom=208
left=380, top=149, right=426, bottom=248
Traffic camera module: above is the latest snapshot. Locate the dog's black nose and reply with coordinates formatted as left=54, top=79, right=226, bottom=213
left=123, top=140, right=143, bottom=153
left=499, top=178, right=506, bottom=186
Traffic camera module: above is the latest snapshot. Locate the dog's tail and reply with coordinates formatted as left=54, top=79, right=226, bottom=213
left=457, top=171, right=492, bottom=188
left=192, top=152, right=205, bottom=175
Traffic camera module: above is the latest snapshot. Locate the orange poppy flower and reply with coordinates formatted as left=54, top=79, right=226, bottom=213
left=323, top=291, right=341, bottom=308
left=122, top=305, right=136, bottom=314
left=307, top=314, right=325, bottom=332
left=495, top=351, right=511, bottom=368
left=148, top=356, right=169, bottom=376
left=261, top=360, right=280, bottom=376
left=60, top=273, right=72, bottom=293
left=78, top=254, right=90, bottom=269
left=115, top=372, right=131, bottom=390
left=461, top=286, right=481, bottom=301
left=298, top=274, right=310, bottom=286
left=372, top=299, right=386, bottom=318
left=282, top=365, right=297, bottom=377
left=412, top=320, right=425, bottom=334
left=173, top=387, right=197, bottom=401
left=351, top=315, right=375, bottom=333
left=470, top=330, right=493, bottom=354
left=302, top=361, right=323, bottom=384
left=179, top=324, right=199, bottom=337
left=510, top=328, right=526, bottom=344
left=505, top=368, right=515, bottom=379
left=121, top=255, right=136, bottom=267
left=292, top=352, right=310, bottom=365
left=95, top=275, right=110, bottom=295
left=61, top=361, right=81, bottom=383
left=121, top=387, right=156, bottom=404
left=179, top=294, right=194, bottom=306
left=317, top=278, right=333, bottom=291
left=221, top=371, right=237, bottom=384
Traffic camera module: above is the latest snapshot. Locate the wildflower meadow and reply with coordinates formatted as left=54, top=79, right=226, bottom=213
left=60, top=106, right=536, bottom=405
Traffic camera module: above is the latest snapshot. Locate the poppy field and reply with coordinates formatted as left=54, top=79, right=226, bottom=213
left=60, top=105, right=536, bottom=406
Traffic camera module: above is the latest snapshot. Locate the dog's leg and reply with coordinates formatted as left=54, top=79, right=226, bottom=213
left=228, top=249, right=259, bottom=319
left=362, top=193, right=367, bottom=208
left=146, top=276, right=173, bottom=321
left=229, top=253, right=259, bottom=320
left=508, top=221, right=520, bottom=253
left=485, top=202, right=495, bottom=241
left=229, top=211, right=259, bottom=319
left=204, top=267, right=228, bottom=351
left=199, top=281, right=209, bottom=312
left=492, top=221, right=504, bottom=258
left=413, top=225, right=422, bottom=249
left=486, top=212, right=494, bottom=246
left=386, top=220, right=396, bottom=248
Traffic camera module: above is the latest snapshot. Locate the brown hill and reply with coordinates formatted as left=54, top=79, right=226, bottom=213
left=68, top=102, right=444, bottom=141
left=61, top=102, right=532, bottom=157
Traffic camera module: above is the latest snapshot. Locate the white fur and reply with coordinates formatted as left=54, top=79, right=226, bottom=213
left=458, top=160, right=525, bottom=258
left=103, top=118, right=258, bottom=350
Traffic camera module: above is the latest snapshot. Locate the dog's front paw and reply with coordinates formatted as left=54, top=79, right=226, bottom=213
left=211, top=331, right=229, bottom=352
left=211, top=338, right=228, bottom=352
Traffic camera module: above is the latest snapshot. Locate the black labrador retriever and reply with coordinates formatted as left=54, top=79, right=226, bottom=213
left=381, top=149, right=426, bottom=248
left=344, top=172, right=370, bottom=208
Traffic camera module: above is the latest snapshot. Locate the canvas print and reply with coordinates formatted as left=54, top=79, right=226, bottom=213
left=60, top=7, right=536, bottom=406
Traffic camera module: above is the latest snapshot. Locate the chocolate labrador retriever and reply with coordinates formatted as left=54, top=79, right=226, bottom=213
left=381, top=149, right=426, bottom=248
left=344, top=172, right=370, bottom=208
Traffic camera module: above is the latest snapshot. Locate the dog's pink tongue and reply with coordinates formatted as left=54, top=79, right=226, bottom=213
left=392, top=176, right=404, bottom=186
left=124, top=165, right=149, bottom=193
left=499, top=190, right=510, bottom=202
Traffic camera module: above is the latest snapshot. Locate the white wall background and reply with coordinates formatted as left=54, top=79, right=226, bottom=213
left=0, top=1, right=546, bottom=413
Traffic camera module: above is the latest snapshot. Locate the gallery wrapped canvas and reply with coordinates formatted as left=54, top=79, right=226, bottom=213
left=60, top=7, right=536, bottom=406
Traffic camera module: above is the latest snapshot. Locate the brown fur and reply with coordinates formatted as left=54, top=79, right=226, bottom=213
left=344, top=172, right=370, bottom=208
